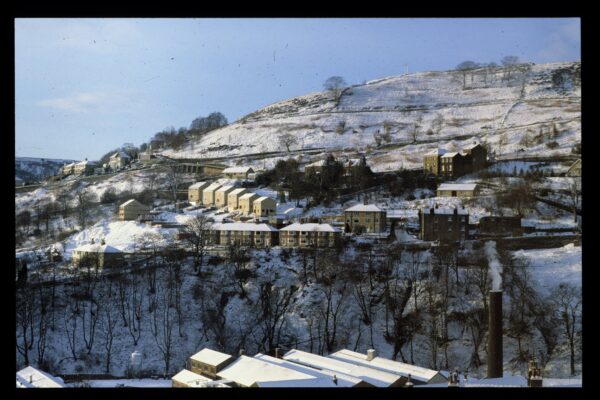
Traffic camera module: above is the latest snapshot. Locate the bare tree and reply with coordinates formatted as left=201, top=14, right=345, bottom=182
left=75, top=188, right=96, bottom=229
left=126, top=273, right=144, bottom=346
left=323, top=76, right=348, bottom=101
left=501, top=56, right=520, bottom=82
left=256, top=283, right=294, bottom=354
left=551, top=283, right=581, bottom=376
left=279, top=133, right=299, bottom=153
left=431, top=113, right=444, bottom=135
left=166, top=163, right=180, bottom=205
left=183, top=214, right=213, bottom=275
left=318, top=282, right=348, bottom=353
left=99, top=278, right=118, bottom=373
left=16, top=285, right=35, bottom=365
left=456, top=61, right=479, bottom=89
left=150, top=279, right=176, bottom=375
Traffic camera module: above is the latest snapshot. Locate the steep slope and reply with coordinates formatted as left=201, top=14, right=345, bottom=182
left=161, top=61, right=580, bottom=171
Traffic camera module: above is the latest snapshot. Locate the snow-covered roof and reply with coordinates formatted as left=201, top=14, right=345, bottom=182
left=254, top=196, right=275, bottom=203
left=171, top=369, right=213, bottom=387
left=215, top=185, right=235, bottom=193
left=417, top=374, right=527, bottom=388
left=254, top=354, right=363, bottom=387
left=203, top=183, right=222, bottom=192
left=306, top=159, right=327, bottom=167
left=189, top=181, right=209, bottom=189
left=441, top=152, right=459, bottom=158
left=223, top=166, right=253, bottom=174
left=111, top=151, right=131, bottom=159
left=189, top=348, right=233, bottom=366
left=437, top=183, right=478, bottom=191
left=217, top=355, right=319, bottom=387
left=228, top=188, right=247, bottom=196
left=240, top=192, right=260, bottom=200
left=426, top=148, right=447, bottom=156
left=212, top=223, right=278, bottom=232
left=329, top=349, right=445, bottom=384
left=422, top=207, right=469, bottom=215
left=283, top=349, right=402, bottom=387
left=72, top=243, right=123, bottom=253
left=16, top=366, right=64, bottom=388
left=280, top=223, right=341, bottom=233
left=345, top=204, right=384, bottom=212
left=120, top=199, right=148, bottom=208
left=76, top=160, right=98, bottom=166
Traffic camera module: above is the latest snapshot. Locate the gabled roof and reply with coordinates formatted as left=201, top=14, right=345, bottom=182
left=73, top=243, right=122, bottom=253
left=463, top=143, right=482, bottom=151
left=282, top=349, right=402, bottom=387
left=111, top=151, right=131, bottom=159
left=190, top=348, right=233, bottom=366
left=203, top=183, right=223, bottom=192
left=437, top=183, right=478, bottom=191
left=16, top=366, right=64, bottom=388
left=345, top=204, right=384, bottom=212
left=329, top=349, right=446, bottom=384
left=228, top=188, right=248, bottom=196
left=223, top=166, right=254, bottom=174
left=212, top=222, right=278, bottom=232
left=254, top=354, right=363, bottom=387
left=171, top=369, right=213, bottom=387
left=189, top=181, right=209, bottom=189
left=441, top=152, right=460, bottom=158
left=215, top=185, right=236, bottom=193
left=240, top=192, right=260, bottom=200
left=254, top=196, right=275, bottom=204
left=280, top=223, right=341, bottom=233
left=306, top=159, right=327, bottom=167
left=120, top=199, right=148, bottom=208
left=217, top=355, right=318, bottom=387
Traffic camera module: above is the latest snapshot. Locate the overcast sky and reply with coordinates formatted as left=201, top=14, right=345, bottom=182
left=15, top=18, right=580, bottom=161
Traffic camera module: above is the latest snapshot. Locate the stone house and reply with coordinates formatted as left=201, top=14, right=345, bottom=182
left=119, top=199, right=150, bottom=221
left=344, top=204, right=386, bottom=233
left=279, top=223, right=342, bottom=248
left=418, top=207, right=469, bottom=242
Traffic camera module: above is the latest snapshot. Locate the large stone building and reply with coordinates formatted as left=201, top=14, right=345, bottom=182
left=223, top=166, right=254, bottom=180
left=436, top=183, right=479, bottom=197
left=202, top=183, right=223, bottom=207
left=344, top=204, right=386, bottom=233
left=418, top=207, right=469, bottom=242
left=119, top=199, right=150, bottom=221
left=423, top=149, right=447, bottom=175
left=211, top=222, right=279, bottom=247
left=253, top=196, right=277, bottom=218
left=424, top=143, right=488, bottom=178
left=227, top=188, right=248, bottom=211
left=188, top=181, right=210, bottom=205
left=108, top=151, right=131, bottom=170
left=215, top=185, right=236, bottom=208
left=239, top=192, right=260, bottom=216
left=279, top=223, right=342, bottom=248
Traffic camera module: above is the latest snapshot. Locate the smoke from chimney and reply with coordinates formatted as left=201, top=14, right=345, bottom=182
left=484, top=241, right=502, bottom=290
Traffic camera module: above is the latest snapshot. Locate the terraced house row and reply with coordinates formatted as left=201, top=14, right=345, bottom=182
left=208, top=222, right=342, bottom=248
left=188, top=181, right=276, bottom=217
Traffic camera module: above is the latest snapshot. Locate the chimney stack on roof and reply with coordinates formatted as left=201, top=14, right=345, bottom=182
left=275, top=347, right=280, bottom=359
left=90, top=238, right=95, bottom=244
left=367, top=349, right=377, bottom=361
left=403, top=374, right=413, bottom=388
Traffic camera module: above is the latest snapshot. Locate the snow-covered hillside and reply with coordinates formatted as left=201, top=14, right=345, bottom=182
left=15, top=157, right=77, bottom=183
left=161, top=62, right=580, bottom=171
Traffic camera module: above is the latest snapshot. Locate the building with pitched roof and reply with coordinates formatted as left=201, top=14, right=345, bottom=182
left=223, top=166, right=254, bottom=180
left=188, top=348, right=234, bottom=379
left=279, top=223, right=342, bottom=248
left=119, top=199, right=150, bottom=221
left=418, top=206, right=469, bottom=242
left=344, top=204, right=386, bottom=233
left=16, top=366, right=64, bottom=388
left=211, top=222, right=279, bottom=247
left=188, top=182, right=210, bottom=205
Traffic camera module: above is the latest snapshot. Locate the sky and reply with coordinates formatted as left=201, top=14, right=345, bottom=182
left=15, top=18, right=581, bottom=161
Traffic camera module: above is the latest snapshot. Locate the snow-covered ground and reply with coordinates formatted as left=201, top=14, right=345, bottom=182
left=512, top=243, right=581, bottom=295
left=158, top=61, right=580, bottom=174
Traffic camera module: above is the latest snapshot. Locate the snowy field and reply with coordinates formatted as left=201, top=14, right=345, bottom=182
left=512, top=243, right=581, bottom=295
